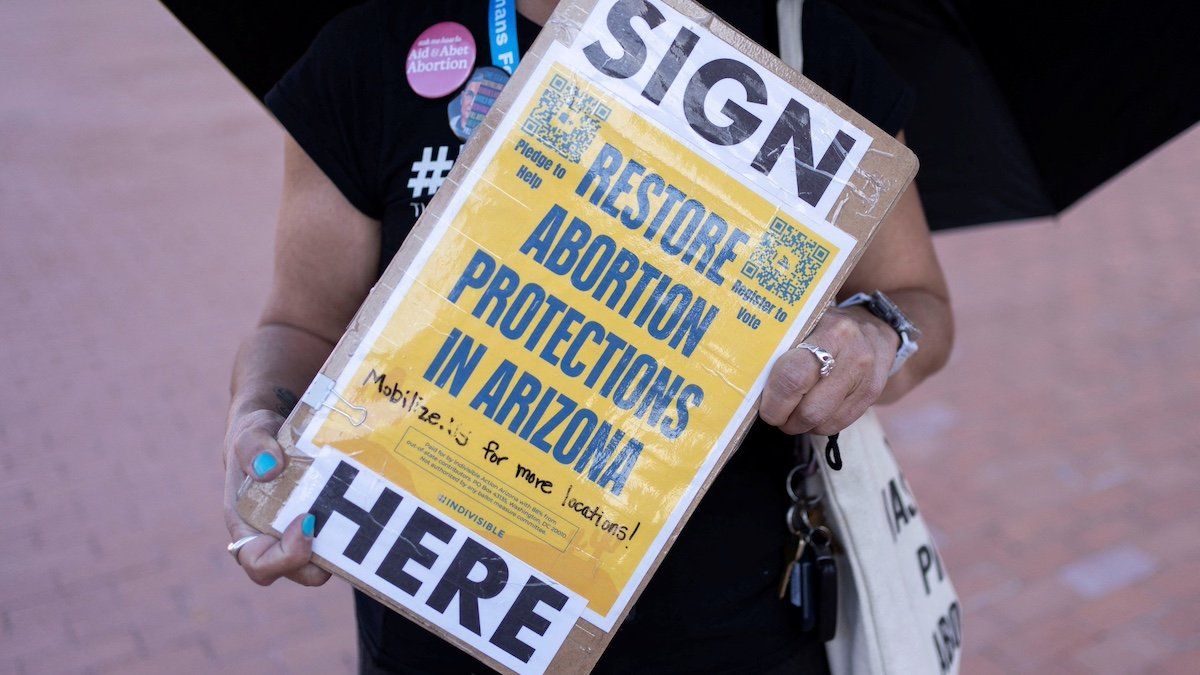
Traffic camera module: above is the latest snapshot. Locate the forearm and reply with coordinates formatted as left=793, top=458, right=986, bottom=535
left=228, top=323, right=336, bottom=426
left=836, top=159, right=953, bottom=406
left=219, top=134, right=376, bottom=586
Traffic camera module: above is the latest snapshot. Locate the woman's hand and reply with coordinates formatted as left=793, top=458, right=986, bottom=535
left=758, top=146, right=955, bottom=434
left=759, top=306, right=899, bottom=436
left=222, top=408, right=331, bottom=587
left=220, top=136, right=380, bottom=588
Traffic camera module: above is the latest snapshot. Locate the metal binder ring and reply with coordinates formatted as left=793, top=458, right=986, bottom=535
left=785, top=467, right=824, bottom=504
left=786, top=464, right=806, bottom=502
left=807, top=525, right=832, bottom=548
left=786, top=501, right=820, bottom=535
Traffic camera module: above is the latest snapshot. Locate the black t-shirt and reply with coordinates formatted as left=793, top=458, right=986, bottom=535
left=267, top=1, right=912, bottom=672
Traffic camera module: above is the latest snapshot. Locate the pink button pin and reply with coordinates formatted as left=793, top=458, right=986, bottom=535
left=406, top=22, right=477, bottom=99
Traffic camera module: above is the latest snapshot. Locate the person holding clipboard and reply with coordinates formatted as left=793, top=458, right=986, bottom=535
left=221, top=1, right=953, bottom=671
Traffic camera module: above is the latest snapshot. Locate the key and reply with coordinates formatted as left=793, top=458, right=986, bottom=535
left=789, top=560, right=804, bottom=608
left=798, top=556, right=816, bottom=627
left=777, top=534, right=808, bottom=599
left=813, top=553, right=838, bottom=641
left=808, top=526, right=839, bottom=641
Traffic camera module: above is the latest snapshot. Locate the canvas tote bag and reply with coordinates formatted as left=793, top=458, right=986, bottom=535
left=807, top=412, right=962, bottom=674
left=775, top=2, right=962, bottom=671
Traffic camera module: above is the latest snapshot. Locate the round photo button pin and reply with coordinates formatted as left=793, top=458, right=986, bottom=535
left=406, top=22, right=476, bottom=99
left=447, top=66, right=511, bottom=141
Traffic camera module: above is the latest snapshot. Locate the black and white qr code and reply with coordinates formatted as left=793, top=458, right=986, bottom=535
left=521, top=73, right=611, bottom=163
left=740, top=218, right=831, bottom=305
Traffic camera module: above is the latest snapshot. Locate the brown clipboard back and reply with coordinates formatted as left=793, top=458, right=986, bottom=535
left=239, top=1, right=916, bottom=672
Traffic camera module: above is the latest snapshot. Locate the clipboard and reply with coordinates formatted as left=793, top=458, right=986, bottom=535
left=239, top=1, right=917, bottom=671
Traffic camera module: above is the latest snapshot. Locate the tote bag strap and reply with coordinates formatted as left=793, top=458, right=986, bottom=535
left=776, top=0, right=805, bottom=73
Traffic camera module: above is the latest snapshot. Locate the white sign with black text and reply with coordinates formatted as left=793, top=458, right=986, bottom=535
left=272, top=451, right=587, bottom=674
left=572, top=0, right=872, bottom=225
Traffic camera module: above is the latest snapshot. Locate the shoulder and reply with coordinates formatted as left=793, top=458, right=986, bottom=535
left=265, top=0, right=403, bottom=219
left=318, top=1, right=380, bottom=36
left=266, top=1, right=388, bottom=112
left=800, top=0, right=914, bottom=136
left=800, top=0, right=876, bottom=65
left=296, top=1, right=387, bottom=73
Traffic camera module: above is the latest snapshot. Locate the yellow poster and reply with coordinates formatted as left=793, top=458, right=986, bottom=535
left=296, top=50, right=857, bottom=625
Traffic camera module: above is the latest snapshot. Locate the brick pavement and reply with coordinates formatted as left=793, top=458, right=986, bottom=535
left=0, top=0, right=1197, bottom=673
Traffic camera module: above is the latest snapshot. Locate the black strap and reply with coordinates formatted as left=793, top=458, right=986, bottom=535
left=824, top=433, right=842, bottom=471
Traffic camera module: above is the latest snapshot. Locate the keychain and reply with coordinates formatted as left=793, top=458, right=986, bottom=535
left=779, top=436, right=839, bottom=642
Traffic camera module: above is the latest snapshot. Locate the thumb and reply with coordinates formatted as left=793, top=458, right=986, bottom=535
left=238, top=512, right=317, bottom=586
left=233, top=411, right=287, bottom=482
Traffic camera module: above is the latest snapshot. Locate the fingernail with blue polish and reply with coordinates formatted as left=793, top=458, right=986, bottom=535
left=302, top=514, right=316, bottom=538
left=252, top=451, right=278, bottom=478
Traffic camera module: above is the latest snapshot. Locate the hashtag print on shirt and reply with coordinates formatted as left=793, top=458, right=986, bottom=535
left=408, top=144, right=461, bottom=202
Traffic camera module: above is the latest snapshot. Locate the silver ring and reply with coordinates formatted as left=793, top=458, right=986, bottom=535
left=798, top=342, right=836, bottom=378
left=227, top=534, right=260, bottom=563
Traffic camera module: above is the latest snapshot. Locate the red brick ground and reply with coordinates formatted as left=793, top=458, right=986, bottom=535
left=1, top=1, right=1197, bottom=673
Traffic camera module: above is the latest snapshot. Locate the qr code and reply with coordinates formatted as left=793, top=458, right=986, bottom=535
left=521, top=73, right=611, bottom=163
left=740, top=218, right=831, bottom=305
